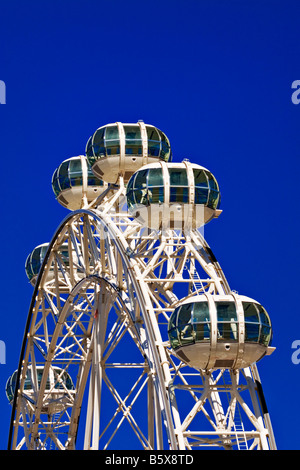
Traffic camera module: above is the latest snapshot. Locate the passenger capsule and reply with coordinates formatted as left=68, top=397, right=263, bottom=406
left=52, top=155, right=107, bottom=210
left=5, top=366, right=75, bottom=412
left=86, top=121, right=172, bottom=184
left=126, top=160, right=221, bottom=229
left=25, top=243, right=49, bottom=285
left=25, top=243, right=69, bottom=286
left=168, top=294, right=274, bottom=370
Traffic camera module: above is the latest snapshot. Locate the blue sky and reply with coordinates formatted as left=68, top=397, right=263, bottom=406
left=0, top=0, right=300, bottom=450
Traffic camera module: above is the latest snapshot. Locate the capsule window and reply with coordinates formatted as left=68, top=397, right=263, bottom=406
left=134, top=168, right=148, bottom=188
left=170, top=187, right=189, bottom=203
left=147, top=168, right=163, bottom=187
left=168, top=327, right=180, bottom=349
left=242, top=302, right=272, bottom=345
left=208, top=190, right=220, bottom=209
left=104, top=126, right=120, bottom=156
left=169, top=168, right=188, bottom=186
left=158, top=130, right=171, bottom=161
left=207, top=172, right=219, bottom=191
left=192, top=301, right=211, bottom=341
left=52, top=168, right=61, bottom=196
left=257, top=304, right=272, bottom=346
left=92, top=127, right=106, bottom=158
left=146, top=127, right=161, bottom=157
left=193, top=169, right=208, bottom=188
left=195, top=188, right=209, bottom=205
left=30, top=247, right=42, bottom=274
left=86, top=136, right=94, bottom=158
left=150, top=186, right=164, bottom=203
left=87, top=168, right=104, bottom=187
left=69, top=159, right=83, bottom=187
left=169, top=169, right=189, bottom=203
left=216, top=302, right=238, bottom=341
left=177, top=304, right=194, bottom=346
left=124, top=125, right=142, bottom=155
left=58, top=161, right=71, bottom=191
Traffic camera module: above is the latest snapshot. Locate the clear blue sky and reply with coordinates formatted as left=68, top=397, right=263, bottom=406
left=0, top=0, right=300, bottom=450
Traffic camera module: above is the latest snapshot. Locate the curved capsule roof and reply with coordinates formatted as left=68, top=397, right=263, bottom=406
left=168, top=294, right=273, bottom=370
left=52, top=155, right=107, bottom=209
left=86, top=122, right=172, bottom=183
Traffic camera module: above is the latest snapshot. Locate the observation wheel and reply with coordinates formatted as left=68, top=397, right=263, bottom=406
left=7, top=123, right=276, bottom=450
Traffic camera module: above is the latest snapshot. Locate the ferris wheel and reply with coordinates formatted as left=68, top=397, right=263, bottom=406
left=7, top=121, right=276, bottom=450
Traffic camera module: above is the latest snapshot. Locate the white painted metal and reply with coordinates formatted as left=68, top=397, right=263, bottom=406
left=8, top=172, right=276, bottom=451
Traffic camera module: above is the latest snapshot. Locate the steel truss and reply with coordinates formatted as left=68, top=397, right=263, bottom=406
left=8, top=182, right=276, bottom=450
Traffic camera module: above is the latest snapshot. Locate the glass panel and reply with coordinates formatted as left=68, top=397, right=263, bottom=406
left=146, top=126, right=160, bottom=142
left=124, top=125, right=142, bottom=155
left=126, top=144, right=142, bottom=155
left=147, top=168, right=163, bottom=187
left=193, top=302, right=210, bottom=323
left=150, top=186, right=164, bottom=203
left=168, top=327, right=180, bottom=349
left=147, top=126, right=161, bottom=157
left=158, top=130, right=171, bottom=161
left=105, top=141, right=120, bottom=156
left=58, top=161, right=71, bottom=190
left=105, top=126, right=120, bottom=156
left=195, top=188, right=209, bottom=204
left=208, top=190, right=219, bottom=209
left=133, top=169, right=148, bottom=189
left=179, top=324, right=194, bottom=346
left=148, top=142, right=160, bottom=156
left=245, top=323, right=260, bottom=342
left=169, top=168, right=188, bottom=186
left=207, top=171, right=219, bottom=190
left=126, top=175, right=135, bottom=192
left=40, top=245, right=48, bottom=260
left=127, top=190, right=135, bottom=208
left=86, top=136, right=93, bottom=157
left=31, top=247, right=43, bottom=274
left=24, top=370, right=33, bottom=390
left=168, top=310, right=178, bottom=330
left=257, top=304, right=271, bottom=326
left=195, top=323, right=211, bottom=341
left=105, top=125, right=119, bottom=141
left=93, top=128, right=106, bottom=157
left=133, top=189, right=144, bottom=205
left=260, top=325, right=271, bottom=346
left=243, top=302, right=259, bottom=323
left=69, top=158, right=83, bottom=187
left=177, top=303, right=193, bottom=326
left=218, top=322, right=238, bottom=341
left=193, top=302, right=210, bottom=341
left=52, top=168, right=61, bottom=196
left=217, top=302, right=238, bottom=341
left=194, top=169, right=208, bottom=187
left=216, top=302, right=237, bottom=322
left=170, top=187, right=189, bottom=203
left=87, top=172, right=104, bottom=186
left=25, top=254, right=33, bottom=279
left=69, top=158, right=82, bottom=175
left=124, top=125, right=141, bottom=141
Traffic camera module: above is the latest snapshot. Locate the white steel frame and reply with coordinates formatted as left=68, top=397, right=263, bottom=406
left=8, top=179, right=276, bottom=450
